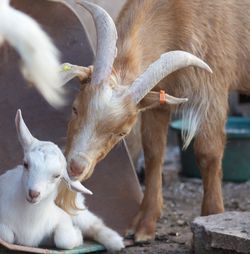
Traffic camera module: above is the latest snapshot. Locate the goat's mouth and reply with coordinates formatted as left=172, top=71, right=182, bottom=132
left=68, top=165, right=95, bottom=182
left=26, top=197, right=39, bottom=204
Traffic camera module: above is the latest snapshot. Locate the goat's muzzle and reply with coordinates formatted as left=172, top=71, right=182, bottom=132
left=69, top=158, right=90, bottom=180
left=27, top=189, right=40, bottom=204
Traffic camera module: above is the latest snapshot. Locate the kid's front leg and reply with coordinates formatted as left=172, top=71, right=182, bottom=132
left=0, top=224, right=15, bottom=244
left=73, top=209, right=124, bottom=252
left=54, top=218, right=82, bottom=249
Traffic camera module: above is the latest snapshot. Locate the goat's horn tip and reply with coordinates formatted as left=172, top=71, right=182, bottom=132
left=203, top=64, right=213, bottom=73
left=202, top=62, right=213, bottom=73
left=76, top=0, right=87, bottom=6
left=85, top=189, right=93, bottom=195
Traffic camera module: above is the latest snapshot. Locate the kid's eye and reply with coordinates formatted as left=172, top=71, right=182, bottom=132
left=53, top=174, right=61, bottom=179
left=23, top=161, right=29, bottom=170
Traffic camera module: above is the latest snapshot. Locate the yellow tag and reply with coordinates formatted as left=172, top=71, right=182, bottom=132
left=62, top=65, right=72, bottom=72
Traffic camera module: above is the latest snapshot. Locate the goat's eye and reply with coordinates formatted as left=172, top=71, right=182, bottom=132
left=53, top=174, right=61, bottom=179
left=23, top=161, right=29, bottom=170
left=119, top=132, right=127, bottom=137
left=72, top=106, right=78, bottom=116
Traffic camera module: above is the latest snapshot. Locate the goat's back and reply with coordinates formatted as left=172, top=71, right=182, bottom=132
left=117, top=0, right=250, bottom=91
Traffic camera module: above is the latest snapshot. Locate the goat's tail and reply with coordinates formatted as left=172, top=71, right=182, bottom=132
left=0, top=1, right=66, bottom=108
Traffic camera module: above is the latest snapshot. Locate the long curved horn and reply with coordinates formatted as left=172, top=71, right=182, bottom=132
left=50, top=1, right=117, bottom=86
left=77, top=1, right=118, bottom=86
left=128, top=51, right=212, bottom=103
left=49, top=0, right=95, bottom=52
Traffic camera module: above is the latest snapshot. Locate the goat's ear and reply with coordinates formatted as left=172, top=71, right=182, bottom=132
left=62, top=170, right=93, bottom=195
left=59, top=63, right=93, bottom=86
left=138, top=91, right=188, bottom=111
left=15, top=109, right=37, bottom=150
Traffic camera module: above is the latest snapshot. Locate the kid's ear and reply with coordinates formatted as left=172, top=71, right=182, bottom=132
left=62, top=168, right=93, bottom=195
left=15, top=109, right=37, bottom=151
left=138, top=91, right=188, bottom=111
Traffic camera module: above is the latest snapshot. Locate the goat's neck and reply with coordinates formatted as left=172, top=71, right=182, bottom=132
left=114, top=0, right=176, bottom=86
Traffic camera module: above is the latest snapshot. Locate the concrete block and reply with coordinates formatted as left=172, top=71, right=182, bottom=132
left=191, top=212, right=250, bottom=254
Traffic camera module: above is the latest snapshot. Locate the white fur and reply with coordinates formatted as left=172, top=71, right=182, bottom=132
left=0, top=163, right=82, bottom=249
left=0, top=110, right=124, bottom=251
left=73, top=194, right=125, bottom=252
left=179, top=75, right=211, bottom=149
left=0, top=1, right=65, bottom=108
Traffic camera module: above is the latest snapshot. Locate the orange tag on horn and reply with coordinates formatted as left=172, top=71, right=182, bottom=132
left=160, top=90, right=166, bottom=105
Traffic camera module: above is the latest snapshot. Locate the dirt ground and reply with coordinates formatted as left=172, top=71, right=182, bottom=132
left=118, top=146, right=250, bottom=254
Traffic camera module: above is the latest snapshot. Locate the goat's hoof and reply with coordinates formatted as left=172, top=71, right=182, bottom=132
left=134, top=232, right=155, bottom=243
left=125, top=228, right=135, bottom=239
left=134, top=218, right=156, bottom=243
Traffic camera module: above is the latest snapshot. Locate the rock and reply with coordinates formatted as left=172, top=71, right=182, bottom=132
left=168, top=232, right=180, bottom=237
left=177, top=219, right=186, bottom=226
left=191, top=212, right=250, bottom=254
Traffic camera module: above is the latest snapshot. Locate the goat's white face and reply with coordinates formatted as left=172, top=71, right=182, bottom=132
left=15, top=110, right=92, bottom=204
left=22, top=142, right=66, bottom=204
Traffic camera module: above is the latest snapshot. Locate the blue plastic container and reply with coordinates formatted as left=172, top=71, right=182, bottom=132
left=170, top=117, right=250, bottom=182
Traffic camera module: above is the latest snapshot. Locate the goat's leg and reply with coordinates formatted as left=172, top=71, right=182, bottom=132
left=0, top=224, right=15, bottom=243
left=73, top=209, right=124, bottom=252
left=130, top=108, right=171, bottom=242
left=54, top=224, right=82, bottom=249
left=194, top=116, right=226, bottom=215
left=54, top=213, right=83, bottom=250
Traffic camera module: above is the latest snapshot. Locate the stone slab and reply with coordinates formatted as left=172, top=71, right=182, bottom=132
left=192, top=212, right=250, bottom=254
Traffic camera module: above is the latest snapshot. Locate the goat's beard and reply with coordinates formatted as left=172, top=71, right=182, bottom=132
left=78, top=164, right=96, bottom=182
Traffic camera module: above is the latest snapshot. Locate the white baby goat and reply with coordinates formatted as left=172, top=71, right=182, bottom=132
left=0, top=110, right=124, bottom=251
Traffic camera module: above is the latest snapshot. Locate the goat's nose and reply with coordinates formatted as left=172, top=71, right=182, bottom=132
left=69, top=159, right=87, bottom=178
left=28, top=189, right=40, bottom=199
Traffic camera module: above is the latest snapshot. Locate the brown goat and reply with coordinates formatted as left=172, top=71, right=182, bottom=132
left=55, top=0, right=250, bottom=242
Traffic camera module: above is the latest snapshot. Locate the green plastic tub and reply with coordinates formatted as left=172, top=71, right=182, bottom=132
left=170, top=117, right=250, bottom=182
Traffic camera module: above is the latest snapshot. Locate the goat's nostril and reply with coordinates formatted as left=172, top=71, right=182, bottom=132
left=29, top=189, right=40, bottom=199
left=69, top=159, right=86, bottom=177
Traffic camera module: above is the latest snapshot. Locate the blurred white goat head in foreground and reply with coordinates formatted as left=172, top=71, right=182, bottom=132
left=15, top=109, right=92, bottom=204
left=0, top=1, right=66, bottom=108
left=56, top=1, right=211, bottom=181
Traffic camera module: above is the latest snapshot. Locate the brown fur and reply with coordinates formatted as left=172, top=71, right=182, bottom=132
left=113, top=0, right=250, bottom=241
left=58, top=0, right=250, bottom=241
